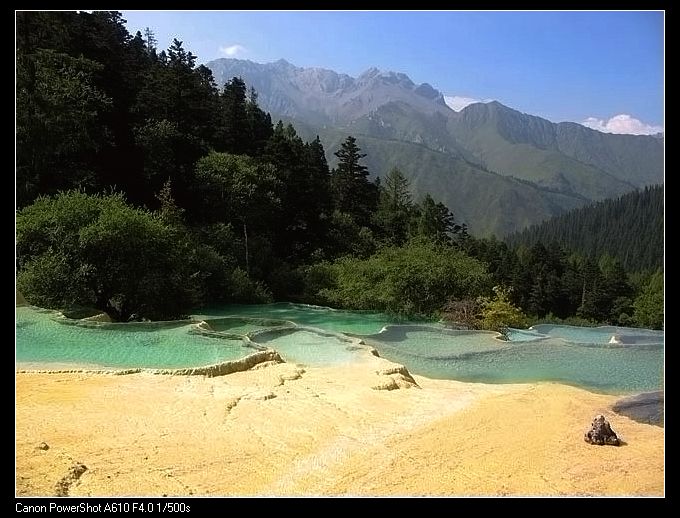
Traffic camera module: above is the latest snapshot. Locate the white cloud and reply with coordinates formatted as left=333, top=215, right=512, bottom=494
left=580, top=114, right=663, bottom=136
left=219, top=44, right=246, bottom=57
left=444, top=95, right=494, bottom=112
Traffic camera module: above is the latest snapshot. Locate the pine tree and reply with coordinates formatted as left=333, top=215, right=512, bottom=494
left=414, top=194, right=459, bottom=244
left=374, top=167, right=413, bottom=245
left=246, top=87, right=273, bottom=154
left=330, top=136, right=378, bottom=227
left=218, top=76, right=249, bottom=155
left=143, top=27, right=157, bottom=56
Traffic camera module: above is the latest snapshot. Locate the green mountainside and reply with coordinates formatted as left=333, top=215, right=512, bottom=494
left=208, top=58, right=663, bottom=236
left=286, top=116, right=583, bottom=237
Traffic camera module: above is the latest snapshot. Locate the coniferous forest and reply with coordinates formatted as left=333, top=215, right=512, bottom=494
left=507, top=186, right=663, bottom=273
left=15, top=11, right=664, bottom=329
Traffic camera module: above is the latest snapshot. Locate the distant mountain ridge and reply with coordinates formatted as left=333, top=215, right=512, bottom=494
left=207, top=58, right=664, bottom=237
left=208, top=58, right=450, bottom=126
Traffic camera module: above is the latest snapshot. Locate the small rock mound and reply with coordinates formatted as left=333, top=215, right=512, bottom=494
left=584, top=414, right=620, bottom=446
left=36, top=442, right=50, bottom=451
left=372, top=363, right=419, bottom=391
left=82, top=312, right=112, bottom=323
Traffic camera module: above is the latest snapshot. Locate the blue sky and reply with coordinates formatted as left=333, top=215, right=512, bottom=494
left=121, top=10, right=664, bottom=134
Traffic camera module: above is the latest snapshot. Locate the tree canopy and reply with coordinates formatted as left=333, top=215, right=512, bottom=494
left=15, top=11, right=662, bottom=329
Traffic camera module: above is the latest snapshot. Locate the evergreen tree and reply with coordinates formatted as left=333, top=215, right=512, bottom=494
left=507, top=186, right=663, bottom=272
left=217, top=76, right=249, bottom=154
left=143, top=27, right=157, bottom=56
left=16, top=49, right=112, bottom=206
left=576, top=257, right=607, bottom=321
left=633, top=270, right=664, bottom=329
left=246, top=87, right=273, bottom=154
left=374, top=167, right=413, bottom=245
left=413, top=194, right=459, bottom=244
left=330, top=136, right=378, bottom=227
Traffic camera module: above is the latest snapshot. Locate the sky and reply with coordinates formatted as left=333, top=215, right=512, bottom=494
left=122, top=10, right=664, bottom=135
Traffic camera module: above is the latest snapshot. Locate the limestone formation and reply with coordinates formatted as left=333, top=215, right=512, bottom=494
left=584, top=414, right=620, bottom=446
left=372, top=362, right=420, bottom=390
left=82, top=312, right=112, bottom=323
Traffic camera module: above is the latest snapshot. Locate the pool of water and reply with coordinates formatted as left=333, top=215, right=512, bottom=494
left=194, top=303, right=406, bottom=335
left=194, top=317, right=291, bottom=336
left=16, top=302, right=664, bottom=393
left=527, top=324, right=664, bottom=346
left=16, top=306, right=255, bottom=370
left=250, top=327, right=366, bottom=366
left=364, top=325, right=510, bottom=358
left=366, top=334, right=662, bottom=394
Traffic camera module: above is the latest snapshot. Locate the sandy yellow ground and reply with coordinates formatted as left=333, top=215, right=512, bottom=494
left=15, top=356, right=664, bottom=497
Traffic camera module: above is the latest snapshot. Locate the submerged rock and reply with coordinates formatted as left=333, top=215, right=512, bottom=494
left=612, top=391, right=664, bottom=427
left=584, top=414, right=620, bottom=446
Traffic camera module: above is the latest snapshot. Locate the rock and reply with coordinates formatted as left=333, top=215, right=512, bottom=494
left=36, top=442, right=49, bottom=451
left=82, top=312, right=112, bottom=323
left=251, top=360, right=280, bottom=370
left=584, top=414, right=620, bottom=446
left=55, top=462, right=88, bottom=496
left=242, top=390, right=277, bottom=401
left=375, top=364, right=419, bottom=387
left=370, top=362, right=420, bottom=391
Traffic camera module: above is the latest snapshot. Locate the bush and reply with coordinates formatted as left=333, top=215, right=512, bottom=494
left=311, top=239, right=491, bottom=316
left=477, top=286, right=529, bottom=332
left=633, top=270, right=664, bottom=329
left=440, top=298, right=480, bottom=329
left=16, top=191, right=192, bottom=320
left=17, top=250, right=96, bottom=310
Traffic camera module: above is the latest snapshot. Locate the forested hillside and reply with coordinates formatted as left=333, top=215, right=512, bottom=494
left=507, top=186, right=663, bottom=272
left=15, top=11, right=663, bottom=329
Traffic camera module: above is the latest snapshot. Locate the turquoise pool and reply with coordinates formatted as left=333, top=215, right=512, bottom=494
left=364, top=325, right=663, bottom=394
left=15, top=306, right=255, bottom=370
left=193, top=303, right=406, bottom=335
left=16, top=303, right=663, bottom=393
left=250, top=327, right=366, bottom=366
